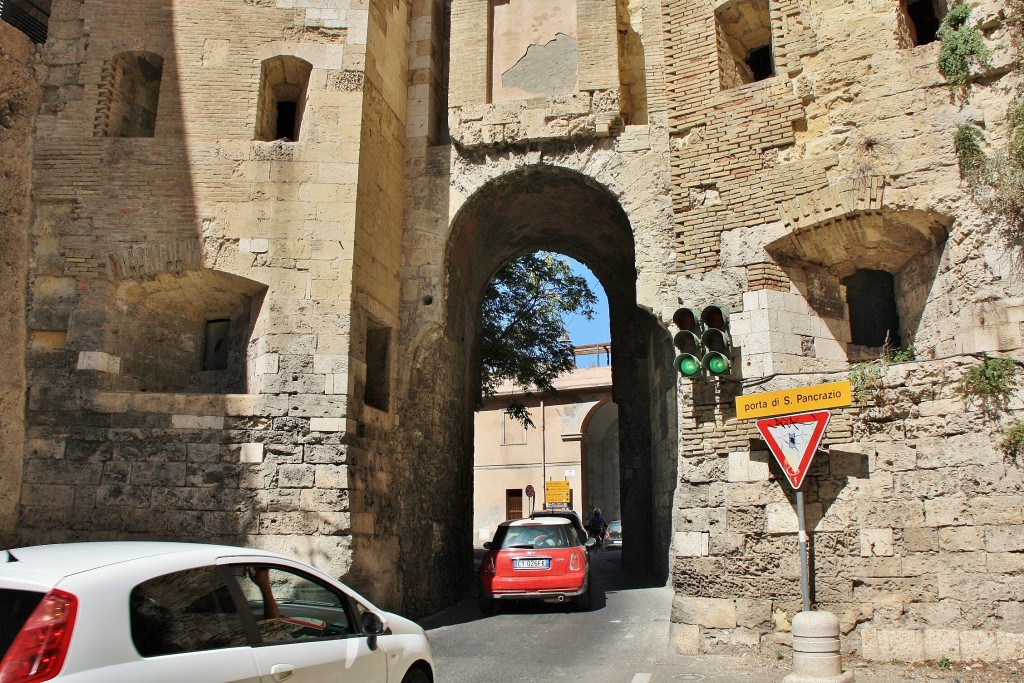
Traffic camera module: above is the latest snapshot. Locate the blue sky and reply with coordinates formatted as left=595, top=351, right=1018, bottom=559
left=562, top=257, right=609, bottom=346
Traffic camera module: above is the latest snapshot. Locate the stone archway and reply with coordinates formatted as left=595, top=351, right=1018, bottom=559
left=379, top=163, right=678, bottom=614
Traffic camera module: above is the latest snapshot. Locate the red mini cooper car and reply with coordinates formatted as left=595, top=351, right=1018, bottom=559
left=479, top=517, right=596, bottom=614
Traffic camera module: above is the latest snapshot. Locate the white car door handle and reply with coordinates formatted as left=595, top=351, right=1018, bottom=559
left=270, top=664, right=295, bottom=682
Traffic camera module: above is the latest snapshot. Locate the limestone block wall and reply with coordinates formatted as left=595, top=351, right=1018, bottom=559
left=0, top=23, right=40, bottom=539
left=662, top=0, right=1024, bottom=660
left=672, top=360, right=1024, bottom=662
left=17, top=0, right=398, bottom=589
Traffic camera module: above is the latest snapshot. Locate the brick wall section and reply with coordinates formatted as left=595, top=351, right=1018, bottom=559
left=448, top=0, right=489, bottom=107
left=577, top=0, right=618, bottom=91
left=661, top=0, right=827, bottom=276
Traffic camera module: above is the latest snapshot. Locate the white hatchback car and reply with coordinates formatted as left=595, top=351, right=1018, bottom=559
left=0, top=542, right=433, bottom=683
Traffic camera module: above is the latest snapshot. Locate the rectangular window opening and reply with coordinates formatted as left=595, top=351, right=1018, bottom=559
left=203, top=319, right=231, bottom=371
left=276, top=101, right=297, bottom=141
left=364, top=323, right=391, bottom=412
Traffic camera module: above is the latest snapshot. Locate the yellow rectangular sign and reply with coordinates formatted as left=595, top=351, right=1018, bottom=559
left=545, top=480, right=571, bottom=503
left=735, top=380, right=852, bottom=420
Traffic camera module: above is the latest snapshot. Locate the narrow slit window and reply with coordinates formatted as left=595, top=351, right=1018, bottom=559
left=364, top=322, right=391, bottom=412
left=255, top=56, right=312, bottom=142
left=203, top=319, right=230, bottom=371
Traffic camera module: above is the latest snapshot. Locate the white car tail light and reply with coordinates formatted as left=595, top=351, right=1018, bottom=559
left=0, top=589, right=78, bottom=683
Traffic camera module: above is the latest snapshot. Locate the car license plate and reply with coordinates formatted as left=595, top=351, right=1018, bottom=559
left=513, top=558, right=550, bottom=570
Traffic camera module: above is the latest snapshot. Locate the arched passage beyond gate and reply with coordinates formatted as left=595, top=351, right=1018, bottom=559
left=447, top=166, right=676, bottom=584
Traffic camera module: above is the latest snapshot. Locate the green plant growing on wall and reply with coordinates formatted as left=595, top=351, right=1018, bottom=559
left=956, top=354, right=1019, bottom=418
left=850, top=361, right=883, bottom=404
left=948, top=4, right=1024, bottom=266
left=1000, top=420, right=1024, bottom=465
left=953, top=123, right=987, bottom=179
left=937, top=3, right=992, bottom=101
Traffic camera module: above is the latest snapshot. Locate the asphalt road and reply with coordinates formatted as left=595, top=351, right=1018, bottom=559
left=422, top=548, right=683, bottom=683
left=418, top=548, right=994, bottom=683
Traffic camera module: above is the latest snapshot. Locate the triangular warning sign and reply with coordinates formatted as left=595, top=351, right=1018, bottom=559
left=756, top=410, right=831, bottom=490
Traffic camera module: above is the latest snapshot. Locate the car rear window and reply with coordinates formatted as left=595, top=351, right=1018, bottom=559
left=0, top=589, right=45, bottom=659
left=498, top=524, right=574, bottom=549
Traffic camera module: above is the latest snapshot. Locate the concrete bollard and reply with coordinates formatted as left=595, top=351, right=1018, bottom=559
left=781, top=611, right=855, bottom=683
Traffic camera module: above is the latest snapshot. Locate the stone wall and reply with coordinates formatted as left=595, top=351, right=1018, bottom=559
left=11, top=0, right=1024, bottom=656
left=661, top=0, right=1024, bottom=661
left=19, top=0, right=384, bottom=588
left=0, top=23, right=39, bottom=539
left=672, top=359, right=1024, bottom=662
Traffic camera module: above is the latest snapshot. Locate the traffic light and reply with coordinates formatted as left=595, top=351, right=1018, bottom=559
left=700, top=305, right=732, bottom=377
left=672, top=307, right=702, bottom=378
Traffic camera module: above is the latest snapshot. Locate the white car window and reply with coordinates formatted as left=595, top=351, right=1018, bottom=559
left=231, top=565, right=357, bottom=643
left=130, top=566, right=249, bottom=657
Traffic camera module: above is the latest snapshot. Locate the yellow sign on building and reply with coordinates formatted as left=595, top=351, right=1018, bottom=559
left=735, top=380, right=852, bottom=420
left=545, top=480, right=571, bottom=503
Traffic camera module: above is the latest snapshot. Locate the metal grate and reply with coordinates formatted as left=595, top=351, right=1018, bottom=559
left=1, top=0, right=50, bottom=44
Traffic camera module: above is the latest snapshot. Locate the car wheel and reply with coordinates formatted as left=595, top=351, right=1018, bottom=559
left=401, top=666, right=431, bottom=683
left=479, top=596, right=496, bottom=615
left=576, top=582, right=593, bottom=611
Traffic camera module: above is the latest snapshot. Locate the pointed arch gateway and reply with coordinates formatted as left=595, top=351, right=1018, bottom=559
left=445, top=164, right=678, bottom=582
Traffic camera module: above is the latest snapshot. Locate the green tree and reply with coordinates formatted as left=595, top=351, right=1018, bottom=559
left=480, top=252, right=598, bottom=426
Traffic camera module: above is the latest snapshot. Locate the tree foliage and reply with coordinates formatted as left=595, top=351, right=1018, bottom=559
left=480, top=252, right=598, bottom=426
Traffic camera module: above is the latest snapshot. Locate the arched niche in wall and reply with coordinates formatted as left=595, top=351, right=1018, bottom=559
left=99, top=51, right=164, bottom=137
left=765, top=177, right=951, bottom=360
left=105, top=264, right=266, bottom=393
left=715, top=0, right=774, bottom=90
left=255, top=55, right=313, bottom=142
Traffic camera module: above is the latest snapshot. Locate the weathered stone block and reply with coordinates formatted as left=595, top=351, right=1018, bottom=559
left=960, top=630, right=999, bottom=661
left=670, top=623, right=701, bottom=655
left=876, top=628, right=924, bottom=661
left=727, top=450, right=770, bottom=482
left=996, top=630, right=1024, bottom=660
left=860, top=528, right=894, bottom=557
left=985, top=526, right=1024, bottom=553
left=673, top=596, right=737, bottom=629
left=674, top=531, right=710, bottom=557
left=278, top=464, right=315, bottom=488
left=922, top=629, right=960, bottom=661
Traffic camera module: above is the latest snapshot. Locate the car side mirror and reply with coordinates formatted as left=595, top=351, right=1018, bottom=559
left=483, top=541, right=492, bottom=550
left=585, top=538, right=597, bottom=548
left=361, top=611, right=387, bottom=636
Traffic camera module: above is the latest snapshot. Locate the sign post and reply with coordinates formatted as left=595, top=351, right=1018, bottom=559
left=755, top=410, right=831, bottom=613
left=525, top=485, right=535, bottom=515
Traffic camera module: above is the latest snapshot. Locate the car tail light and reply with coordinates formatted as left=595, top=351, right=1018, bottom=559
left=0, top=589, right=78, bottom=683
left=482, top=554, right=496, bottom=574
left=569, top=551, right=582, bottom=572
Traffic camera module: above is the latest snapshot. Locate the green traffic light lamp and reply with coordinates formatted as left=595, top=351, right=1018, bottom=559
left=674, top=353, right=702, bottom=377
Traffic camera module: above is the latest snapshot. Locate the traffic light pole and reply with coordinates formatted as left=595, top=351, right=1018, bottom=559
left=796, top=490, right=810, bottom=612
